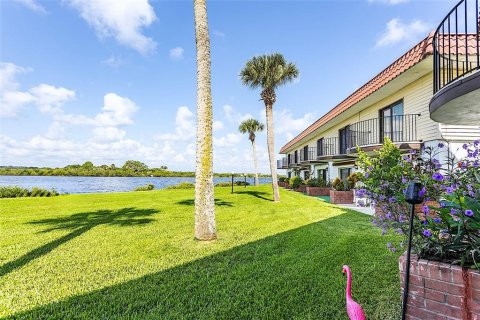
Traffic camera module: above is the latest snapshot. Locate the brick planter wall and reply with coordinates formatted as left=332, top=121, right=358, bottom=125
left=295, top=185, right=306, bottom=193
left=399, top=253, right=480, bottom=320
left=329, top=190, right=353, bottom=204
left=305, top=187, right=331, bottom=196
left=278, top=182, right=286, bottom=188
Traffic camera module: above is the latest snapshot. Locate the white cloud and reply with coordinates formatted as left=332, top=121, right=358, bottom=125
left=0, top=63, right=34, bottom=117
left=29, top=84, right=76, bottom=114
left=368, top=0, right=409, bottom=4
left=14, top=0, right=47, bottom=13
left=213, top=120, right=224, bottom=131
left=376, top=18, right=430, bottom=48
left=212, top=30, right=225, bottom=38
left=102, top=55, right=124, bottom=68
left=169, top=47, right=184, bottom=60
left=92, top=126, right=126, bottom=142
left=67, top=0, right=157, bottom=54
left=94, top=93, right=139, bottom=126
left=155, top=106, right=195, bottom=142
left=223, top=104, right=253, bottom=125
left=213, top=133, right=242, bottom=147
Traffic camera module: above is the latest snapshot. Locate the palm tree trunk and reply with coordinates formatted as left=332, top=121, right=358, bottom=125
left=265, top=104, right=280, bottom=202
left=193, top=0, right=216, bottom=240
left=252, top=139, right=259, bottom=187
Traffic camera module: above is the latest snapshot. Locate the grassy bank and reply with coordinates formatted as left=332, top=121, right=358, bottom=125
left=0, top=185, right=401, bottom=319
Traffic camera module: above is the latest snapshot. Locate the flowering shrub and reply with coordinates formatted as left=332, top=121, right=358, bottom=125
left=305, top=178, right=327, bottom=187
left=356, top=138, right=480, bottom=268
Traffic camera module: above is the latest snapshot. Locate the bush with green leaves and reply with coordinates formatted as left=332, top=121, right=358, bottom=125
left=305, top=178, right=326, bottom=187
left=0, top=186, right=59, bottom=198
left=284, top=178, right=290, bottom=185
left=289, top=176, right=303, bottom=189
left=215, top=182, right=231, bottom=187
left=134, top=184, right=155, bottom=191
left=332, top=177, right=345, bottom=191
left=278, top=177, right=286, bottom=182
left=165, top=182, right=195, bottom=190
left=356, top=138, right=480, bottom=268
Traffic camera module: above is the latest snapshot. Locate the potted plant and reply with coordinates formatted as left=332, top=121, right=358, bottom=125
left=305, top=178, right=330, bottom=196
left=330, top=176, right=354, bottom=204
left=356, top=138, right=480, bottom=319
left=278, top=177, right=286, bottom=188
left=284, top=177, right=291, bottom=189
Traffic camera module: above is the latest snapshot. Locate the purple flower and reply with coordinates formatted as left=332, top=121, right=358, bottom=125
left=423, top=205, right=430, bottom=214
left=438, top=142, right=444, bottom=148
left=450, top=208, right=458, bottom=215
left=465, top=209, right=474, bottom=217
left=396, top=228, right=403, bottom=235
left=422, top=220, right=428, bottom=225
left=365, top=172, right=369, bottom=178
left=474, top=140, right=479, bottom=147
left=401, top=177, right=407, bottom=184
left=399, top=214, right=406, bottom=223
left=390, top=247, right=397, bottom=253
left=368, top=166, right=373, bottom=171
left=423, top=229, right=432, bottom=237
left=387, top=242, right=392, bottom=248
left=446, top=187, right=454, bottom=194
left=410, top=150, right=416, bottom=155
left=433, top=217, right=441, bottom=223
left=418, top=187, right=426, bottom=198
left=463, top=143, right=468, bottom=150
left=432, top=172, right=444, bottom=181
left=388, top=196, right=397, bottom=203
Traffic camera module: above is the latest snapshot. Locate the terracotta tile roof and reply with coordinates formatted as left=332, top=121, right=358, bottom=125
left=279, top=33, right=436, bottom=154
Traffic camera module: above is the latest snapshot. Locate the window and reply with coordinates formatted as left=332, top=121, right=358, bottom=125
left=339, top=126, right=349, bottom=154
left=317, top=169, right=327, bottom=181
left=294, top=150, right=298, bottom=164
left=339, top=168, right=351, bottom=182
left=380, top=101, right=404, bottom=142
left=303, top=145, right=309, bottom=161
left=317, top=138, right=323, bottom=157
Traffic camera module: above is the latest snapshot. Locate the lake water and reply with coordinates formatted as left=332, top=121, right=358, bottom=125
left=0, top=176, right=272, bottom=194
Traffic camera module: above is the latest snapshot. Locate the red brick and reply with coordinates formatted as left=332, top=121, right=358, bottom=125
left=473, top=289, right=480, bottom=302
left=445, top=294, right=463, bottom=306
left=425, top=288, right=446, bottom=303
left=424, top=278, right=464, bottom=295
left=471, top=271, right=480, bottom=288
left=407, top=305, right=448, bottom=320
left=418, top=260, right=430, bottom=278
left=426, top=300, right=463, bottom=319
left=451, top=265, right=464, bottom=284
left=407, top=295, right=426, bottom=308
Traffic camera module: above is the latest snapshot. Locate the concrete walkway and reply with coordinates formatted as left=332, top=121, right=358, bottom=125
left=337, top=204, right=375, bottom=215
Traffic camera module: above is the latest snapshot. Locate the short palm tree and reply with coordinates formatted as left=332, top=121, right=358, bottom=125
left=240, top=53, right=299, bottom=202
left=239, top=118, right=265, bottom=187
left=193, top=0, right=216, bottom=240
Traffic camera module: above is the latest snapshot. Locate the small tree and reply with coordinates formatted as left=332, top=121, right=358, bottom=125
left=122, top=160, right=148, bottom=173
left=239, top=118, right=264, bottom=186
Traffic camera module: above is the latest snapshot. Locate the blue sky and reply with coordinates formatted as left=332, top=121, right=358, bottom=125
left=0, top=0, right=457, bottom=173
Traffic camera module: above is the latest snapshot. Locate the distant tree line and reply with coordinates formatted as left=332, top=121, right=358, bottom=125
left=0, top=160, right=271, bottom=178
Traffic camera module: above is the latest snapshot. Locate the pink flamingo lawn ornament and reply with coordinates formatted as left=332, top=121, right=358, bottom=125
left=342, top=265, right=367, bottom=320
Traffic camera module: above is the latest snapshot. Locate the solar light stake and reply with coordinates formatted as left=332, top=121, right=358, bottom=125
left=402, top=181, right=424, bottom=320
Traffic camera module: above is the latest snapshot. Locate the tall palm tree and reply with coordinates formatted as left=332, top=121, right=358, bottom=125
left=240, top=53, right=299, bottom=202
left=239, top=118, right=265, bottom=187
left=193, top=0, right=215, bottom=240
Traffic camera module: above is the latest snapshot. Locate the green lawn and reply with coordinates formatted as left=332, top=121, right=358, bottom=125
left=0, top=185, right=401, bottom=319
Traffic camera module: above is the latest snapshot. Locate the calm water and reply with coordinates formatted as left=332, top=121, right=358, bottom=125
left=0, top=176, right=272, bottom=194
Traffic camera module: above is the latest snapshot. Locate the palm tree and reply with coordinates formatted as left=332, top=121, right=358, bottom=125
left=239, top=118, right=264, bottom=187
left=240, top=53, right=299, bottom=202
left=193, top=0, right=215, bottom=240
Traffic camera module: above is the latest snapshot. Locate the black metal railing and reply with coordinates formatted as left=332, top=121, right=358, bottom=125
left=277, top=158, right=288, bottom=169
left=433, top=0, right=480, bottom=93
left=317, top=137, right=338, bottom=157
left=346, top=114, right=419, bottom=151
left=300, top=147, right=317, bottom=162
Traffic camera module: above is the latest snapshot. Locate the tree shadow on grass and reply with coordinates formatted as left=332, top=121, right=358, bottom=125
left=8, top=211, right=401, bottom=320
left=235, top=190, right=273, bottom=201
left=0, top=208, right=158, bottom=278
left=176, top=199, right=234, bottom=207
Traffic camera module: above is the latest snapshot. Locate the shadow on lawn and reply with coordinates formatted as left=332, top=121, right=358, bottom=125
left=176, top=199, right=233, bottom=207
left=235, top=190, right=272, bottom=201
left=0, top=208, right=158, bottom=278
left=8, top=211, right=401, bottom=320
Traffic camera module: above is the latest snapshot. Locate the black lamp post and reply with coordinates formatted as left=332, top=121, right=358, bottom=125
left=231, top=172, right=234, bottom=194
left=402, top=181, right=424, bottom=320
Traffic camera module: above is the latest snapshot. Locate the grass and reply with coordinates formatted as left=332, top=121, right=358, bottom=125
left=0, top=185, right=401, bottom=319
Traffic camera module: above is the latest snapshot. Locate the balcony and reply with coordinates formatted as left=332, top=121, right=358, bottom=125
left=276, top=158, right=288, bottom=169
left=346, top=114, right=420, bottom=154
left=299, top=147, right=318, bottom=163
left=429, top=0, right=480, bottom=125
left=316, top=137, right=339, bottom=160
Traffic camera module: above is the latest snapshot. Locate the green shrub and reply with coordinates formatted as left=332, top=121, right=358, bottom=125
left=305, top=178, right=326, bottom=187
left=134, top=184, right=155, bottom=191
left=285, top=178, right=290, bottom=185
left=234, top=181, right=250, bottom=186
left=215, top=182, right=231, bottom=187
left=332, top=177, right=345, bottom=191
left=289, top=176, right=303, bottom=189
left=347, top=173, right=359, bottom=190
left=0, top=186, right=59, bottom=198
left=165, top=182, right=195, bottom=190
left=278, top=177, right=286, bottom=182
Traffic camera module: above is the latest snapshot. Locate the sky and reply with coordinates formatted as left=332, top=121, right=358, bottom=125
left=0, top=0, right=458, bottom=173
